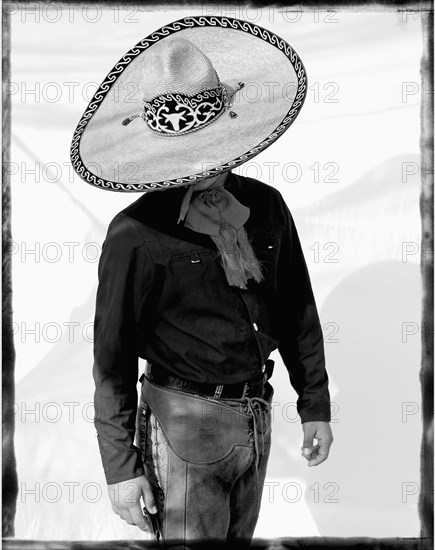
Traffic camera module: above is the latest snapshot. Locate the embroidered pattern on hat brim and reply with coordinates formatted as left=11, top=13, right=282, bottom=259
left=70, top=15, right=307, bottom=193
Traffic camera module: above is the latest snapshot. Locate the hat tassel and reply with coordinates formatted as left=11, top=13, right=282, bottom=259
left=122, top=113, right=142, bottom=126
left=225, top=81, right=244, bottom=119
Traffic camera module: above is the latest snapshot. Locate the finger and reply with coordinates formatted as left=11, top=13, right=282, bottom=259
left=142, top=481, right=158, bottom=514
left=308, top=441, right=331, bottom=467
left=301, top=447, right=312, bottom=460
left=117, top=507, right=135, bottom=526
left=308, top=453, right=326, bottom=467
left=301, top=426, right=316, bottom=455
left=129, top=503, right=150, bottom=532
left=301, top=444, right=319, bottom=460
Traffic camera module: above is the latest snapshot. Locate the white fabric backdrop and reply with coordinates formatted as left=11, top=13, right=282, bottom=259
left=9, top=5, right=423, bottom=540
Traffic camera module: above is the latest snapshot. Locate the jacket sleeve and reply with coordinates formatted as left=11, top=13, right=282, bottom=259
left=275, top=193, right=331, bottom=424
left=93, top=213, right=150, bottom=485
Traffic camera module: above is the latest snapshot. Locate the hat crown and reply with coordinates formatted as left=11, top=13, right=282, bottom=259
left=144, top=37, right=219, bottom=100
left=74, top=15, right=306, bottom=192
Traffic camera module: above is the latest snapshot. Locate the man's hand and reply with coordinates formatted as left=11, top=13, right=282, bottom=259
left=108, top=474, right=157, bottom=532
left=301, top=421, right=333, bottom=467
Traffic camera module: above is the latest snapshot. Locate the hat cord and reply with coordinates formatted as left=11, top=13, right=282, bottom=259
left=121, top=74, right=244, bottom=134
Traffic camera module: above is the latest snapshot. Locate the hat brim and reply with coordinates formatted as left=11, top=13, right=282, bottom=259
left=71, top=16, right=307, bottom=192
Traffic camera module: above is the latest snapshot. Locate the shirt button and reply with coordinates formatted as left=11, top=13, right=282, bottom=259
left=253, top=322, right=259, bottom=331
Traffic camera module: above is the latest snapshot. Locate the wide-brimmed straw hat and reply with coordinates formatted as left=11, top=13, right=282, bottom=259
left=70, top=15, right=307, bottom=192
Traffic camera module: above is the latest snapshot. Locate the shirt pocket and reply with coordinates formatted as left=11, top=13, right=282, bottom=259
left=250, top=234, right=281, bottom=283
left=168, top=248, right=221, bottom=290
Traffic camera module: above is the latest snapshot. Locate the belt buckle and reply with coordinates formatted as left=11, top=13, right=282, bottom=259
left=213, top=384, right=224, bottom=398
left=241, top=382, right=249, bottom=399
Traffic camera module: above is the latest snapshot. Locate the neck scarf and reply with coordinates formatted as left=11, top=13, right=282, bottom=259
left=177, top=174, right=264, bottom=289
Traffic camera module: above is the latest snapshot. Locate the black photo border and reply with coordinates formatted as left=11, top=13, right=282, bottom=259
left=2, top=2, right=433, bottom=549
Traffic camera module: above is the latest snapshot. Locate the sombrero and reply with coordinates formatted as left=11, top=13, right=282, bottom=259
left=70, top=15, right=307, bottom=193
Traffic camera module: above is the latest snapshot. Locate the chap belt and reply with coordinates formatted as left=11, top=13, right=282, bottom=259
left=139, top=359, right=274, bottom=399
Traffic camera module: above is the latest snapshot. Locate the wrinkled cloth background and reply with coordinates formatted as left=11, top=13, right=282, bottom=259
left=10, top=6, right=423, bottom=541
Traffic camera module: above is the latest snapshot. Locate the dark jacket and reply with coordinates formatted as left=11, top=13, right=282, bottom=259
left=93, top=172, right=331, bottom=485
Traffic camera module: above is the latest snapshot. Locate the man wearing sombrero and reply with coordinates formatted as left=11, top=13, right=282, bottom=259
left=71, top=15, right=333, bottom=545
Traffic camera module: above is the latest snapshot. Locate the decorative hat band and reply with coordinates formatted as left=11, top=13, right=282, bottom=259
left=122, top=76, right=244, bottom=137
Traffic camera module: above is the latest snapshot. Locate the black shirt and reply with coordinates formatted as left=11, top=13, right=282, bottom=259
left=93, top=172, right=331, bottom=485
